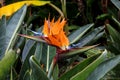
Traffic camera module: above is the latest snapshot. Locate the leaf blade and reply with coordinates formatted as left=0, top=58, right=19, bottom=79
left=0, top=49, right=16, bottom=80
left=29, top=55, right=49, bottom=80
left=0, top=1, right=50, bottom=18
left=68, top=23, right=94, bottom=44
left=87, top=55, right=120, bottom=80
left=70, top=50, right=108, bottom=80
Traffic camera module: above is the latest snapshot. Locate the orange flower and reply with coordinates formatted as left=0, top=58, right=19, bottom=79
left=42, top=17, right=69, bottom=50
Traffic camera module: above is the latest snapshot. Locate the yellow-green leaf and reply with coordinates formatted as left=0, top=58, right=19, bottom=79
left=0, top=1, right=50, bottom=18
left=0, top=49, right=16, bottom=80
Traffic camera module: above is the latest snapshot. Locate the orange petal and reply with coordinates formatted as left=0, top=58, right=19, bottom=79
left=59, top=18, right=66, bottom=30
left=47, top=35, right=61, bottom=47
left=59, top=31, right=69, bottom=47
left=43, top=18, right=49, bottom=36
left=51, top=17, right=62, bottom=35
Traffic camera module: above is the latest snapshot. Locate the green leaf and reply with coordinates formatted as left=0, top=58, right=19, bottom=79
left=106, top=24, right=120, bottom=47
left=59, top=53, right=101, bottom=80
left=19, top=40, right=36, bottom=80
left=77, top=26, right=104, bottom=48
left=111, top=0, right=120, bottom=10
left=40, top=44, right=56, bottom=72
left=0, top=49, right=16, bottom=80
left=19, top=34, right=46, bottom=43
left=10, top=68, right=17, bottom=80
left=0, top=16, right=6, bottom=59
left=85, top=48, right=102, bottom=57
left=87, top=55, right=120, bottom=80
left=29, top=55, right=49, bottom=80
left=70, top=50, right=108, bottom=80
left=107, top=43, right=120, bottom=55
left=0, top=5, right=27, bottom=58
left=68, top=23, right=94, bottom=44
left=59, top=45, right=98, bottom=59
left=88, top=31, right=105, bottom=45
left=22, top=39, right=35, bottom=62
left=111, top=16, right=120, bottom=30
left=23, top=70, right=31, bottom=80
left=96, top=14, right=110, bottom=21
left=53, top=64, right=59, bottom=80
left=34, top=42, right=43, bottom=63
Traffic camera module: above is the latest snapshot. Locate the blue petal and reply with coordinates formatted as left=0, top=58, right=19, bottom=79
left=28, top=29, right=43, bottom=36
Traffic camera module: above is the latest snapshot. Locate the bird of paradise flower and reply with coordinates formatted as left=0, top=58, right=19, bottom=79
left=19, top=17, right=97, bottom=55
left=19, top=17, right=99, bottom=79
left=20, top=17, right=69, bottom=49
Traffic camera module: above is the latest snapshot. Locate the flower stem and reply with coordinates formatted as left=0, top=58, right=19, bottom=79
left=61, top=0, right=67, bottom=18
left=47, top=55, right=57, bottom=79
left=48, top=3, right=64, bottom=18
left=61, top=0, right=69, bottom=35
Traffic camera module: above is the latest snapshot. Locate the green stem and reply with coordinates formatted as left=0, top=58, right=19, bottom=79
left=47, top=60, right=54, bottom=79
left=47, top=56, right=57, bottom=79
left=46, top=45, right=50, bottom=72
left=61, top=0, right=67, bottom=18
left=48, top=3, right=64, bottom=18
left=61, top=0, right=69, bottom=35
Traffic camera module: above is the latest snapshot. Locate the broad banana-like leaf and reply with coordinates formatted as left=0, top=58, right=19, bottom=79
left=19, top=40, right=36, bottom=80
left=59, top=53, right=101, bottom=80
left=0, top=16, right=6, bottom=59
left=22, top=39, right=35, bottom=62
left=40, top=44, right=56, bottom=72
left=68, top=23, right=94, bottom=44
left=29, top=55, right=49, bottom=80
left=87, top=55, right=120, bottom=80
left=77, top=26, right=104, bottom=48
left=34, top=42, right=43, bottom=63
left=0, top=1, right=50, bottom=18
left=70, top=50, right=107, bottom=80
left=5, top=5, right=27, bottom=54
left=0, top=49, right=16, bottom=80
left=0, top=5, right=27, bottom=59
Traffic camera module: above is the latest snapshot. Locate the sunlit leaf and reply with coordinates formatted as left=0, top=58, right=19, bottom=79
left=59, top=53, right=101, bottom=80
left=0, top=5, right=27, bottom=59
left=0, top=49, right=16, bottom=80
left=87, top=55, right=120, bottom=80
left=70, top=50, right=107, bottom=80
left=0, top=1, right=50, bottom=18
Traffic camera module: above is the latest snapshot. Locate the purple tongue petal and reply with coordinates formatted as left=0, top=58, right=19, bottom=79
left=18, top=34, right=46, bottom=43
